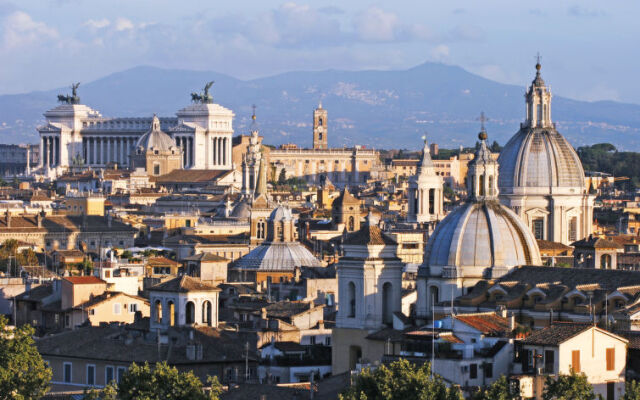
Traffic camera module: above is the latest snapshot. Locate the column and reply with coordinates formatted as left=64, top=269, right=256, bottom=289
left=212, top=137, right=216, bottom=166
left=38, top=137, right=43, bottom=169
left=106, top=137, right=111, bottom=165
left=93, top=138, right=98, bottom=165
left=218, top=138, right=222, bottom=167
left=189, top=137, right=194, bottom=167
left=43, top=137, right=49, bottom=168
left=223, top=138, right=227, bottom=166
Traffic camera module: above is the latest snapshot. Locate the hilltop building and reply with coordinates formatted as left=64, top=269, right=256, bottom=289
left=498, top=62, right=594, bottom=245
left=267, top=103, right=380, bottom=187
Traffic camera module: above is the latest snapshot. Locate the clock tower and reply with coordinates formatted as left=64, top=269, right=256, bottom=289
left=312, top=102, right=328, bottom=150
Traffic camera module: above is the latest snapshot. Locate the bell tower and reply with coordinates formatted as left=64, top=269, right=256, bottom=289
left=524, top=57, right=553, bottom=129
left=313, top=102, right=328, bottom=150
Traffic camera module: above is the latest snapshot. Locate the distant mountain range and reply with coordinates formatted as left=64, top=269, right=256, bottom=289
left=1, top=62, right=640, bottom=151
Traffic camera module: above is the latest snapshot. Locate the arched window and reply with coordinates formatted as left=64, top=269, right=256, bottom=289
left=202, top=301, right=212, bottom=326
left=318, top=117, right=323, bottom=126
left=348, top=282, right=356, bottom=318
left=319, top=132, right=323, bottom=140
left=155, top=300, right=162, bottom=323
left=479, top=174, right=485, bottom=196
left=257, top=221, right=265, bottom=239
left=429, top=189, right=435, bottom=214
left=348, top=216, right=355, bottom=231
left=382, top=282, right=393, bottom=325
left=429, top=286, right=439, bottom=308
left=277, top=225, right=284, bottom=241
left=168, top=301, right=176, bottom=326
left=488, top=176, right=494, bottom=196
left=601, top=254, right=612, bottom=269
left=186, top=301, right=195, bottom=325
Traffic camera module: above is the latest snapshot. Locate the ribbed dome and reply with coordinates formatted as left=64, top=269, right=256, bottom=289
left=425, top=200, right=541, bottom=271
left=234, top=242, right=322, bottom=271
left=136, top=115, right=177, bottom=152
left=269, top=205, right=293, bottom=222
left=498, top=128, right=585, bottom=192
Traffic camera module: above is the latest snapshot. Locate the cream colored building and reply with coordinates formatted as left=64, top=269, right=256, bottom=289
left=267, top=104, right=380, bottom=187
left=63, top=195, right=105, bottom=216
left=332, top=214, right=403, bottom=374
left=407, top=138, right=444, bottom=223
left=519, top=324, right=627, bottom=400
left=498, top=63, right=594, bottom=245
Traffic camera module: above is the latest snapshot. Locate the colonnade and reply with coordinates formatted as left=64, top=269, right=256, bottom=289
left=40, top=136, right=60, bottom=169
left=82, top=136, right=137, bottom=166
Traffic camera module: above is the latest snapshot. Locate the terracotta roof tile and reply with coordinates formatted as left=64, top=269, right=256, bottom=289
left=63, top=276, right=106, bottom=285
left=454, top=312, right=511, bottom=335
left=149, top=275, right=220, bottom=292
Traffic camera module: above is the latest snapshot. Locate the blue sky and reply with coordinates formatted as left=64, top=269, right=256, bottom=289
left=0, top=0, right=637, bottom=104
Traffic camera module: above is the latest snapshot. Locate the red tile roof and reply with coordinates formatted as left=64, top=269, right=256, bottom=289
left=454, top=312, right=511, bottom=335
left=63, top=276, right=106, bottom=285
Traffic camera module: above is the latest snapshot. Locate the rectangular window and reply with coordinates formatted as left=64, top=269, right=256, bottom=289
left=533, top=218, right=544, bottom=240
left=325, top=336, right=331, bottom=346
left=105, top=366, right=114, bottom=384
left=544, top=350, right=555, bottom=374
left=129, top=303, right=138, bottom=313
left=572, top=350, right=581, bottom=373
left=310, top=336, right=316, bottom=345
left=606, top=348, right=615, bottom=371
left=469, top=363, right=478, bottom=379
left=484, top=363, right=493, bottom=378
left=117, top=367, right=127, bottom=383
left=64, top=362, right=72, bottom=383
left=113, top=303, right=121, bottom=315
left=569, top=217, right=578, bottom=242
left=87, top=364, right=95, bottom=386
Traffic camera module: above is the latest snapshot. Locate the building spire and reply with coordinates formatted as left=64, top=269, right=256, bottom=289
left=525, top=54, right=552, bottom=128
left=254, top=156, right=267, bottom=198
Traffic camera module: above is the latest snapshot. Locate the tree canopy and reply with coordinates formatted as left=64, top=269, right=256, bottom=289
left=542, top=371, right=596, bottom=400
left=339, top=359, right=463, bottom=400
left=577, top=143, right=640, bottom=188
left=624, top=380, right=640, bottom=400
left=85, top=362, right=221, bottom=400
left=472, top=375, right=519, bottom=400
left=0, top=316, right=51, bottom=400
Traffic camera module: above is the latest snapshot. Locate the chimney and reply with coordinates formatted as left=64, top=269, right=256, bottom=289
left=509, top=313, right=516, bottom=331
left=4, top=210, right=10, bottom=228
left=36, top=213, right=42, bottom=228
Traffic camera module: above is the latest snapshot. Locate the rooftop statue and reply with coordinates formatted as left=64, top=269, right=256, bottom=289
left=190, top=81, right=214, bottom=104
left=57, top=82, right=81, bottom=105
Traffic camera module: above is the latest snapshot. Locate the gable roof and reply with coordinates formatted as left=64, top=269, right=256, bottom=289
left=343, top=224, right=396, bottom=246
left=521, top=323, right=593, bottom=346
left=149, top=275, right=220, bottom=293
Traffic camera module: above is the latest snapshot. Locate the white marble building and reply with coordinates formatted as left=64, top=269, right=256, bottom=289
left=498, top=62, right=594, bottom=245
left=37, top=92, right=234, bottom=177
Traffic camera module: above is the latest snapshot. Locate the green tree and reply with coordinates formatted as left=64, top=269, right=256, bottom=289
left=0, top=239, right=19, bottom=273
left=339, top=359, right=463, bottom=400
left=17, top=248, right=38, bottom=266
left=624, top=380, right=640, bottom=400
left=472, top=375, right=518, bottom=400
left=81, top=258, right=94, bottom=276
left=542, top=371, right=596, bottom=400
left=114, top=362, right=221, bottom=400
left=0, top=315, right=52, bottom=399
left=278, top=168, right=287, bottom=185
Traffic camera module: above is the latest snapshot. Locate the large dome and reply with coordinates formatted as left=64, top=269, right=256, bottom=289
left=136, top=115, right=177, bottom=152
left=425, top=200, right=541, bottom=273
left=498, top=128, right=585, bottom=192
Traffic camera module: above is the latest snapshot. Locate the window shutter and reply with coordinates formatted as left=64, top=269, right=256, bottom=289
left=572, top=350, right=581, bottom=373
left=606, top=348, right=615, bottom=371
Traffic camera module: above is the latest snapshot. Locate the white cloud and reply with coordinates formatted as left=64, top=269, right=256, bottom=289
left=1, top=11, right=58, bottom=50
left=430, top=44, right=450, bottom=61
left=353, top=6, right=400, bottom=42
left=84, top=18, right=110, bottom=30
left=114, top=17, right=134, bottom=31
